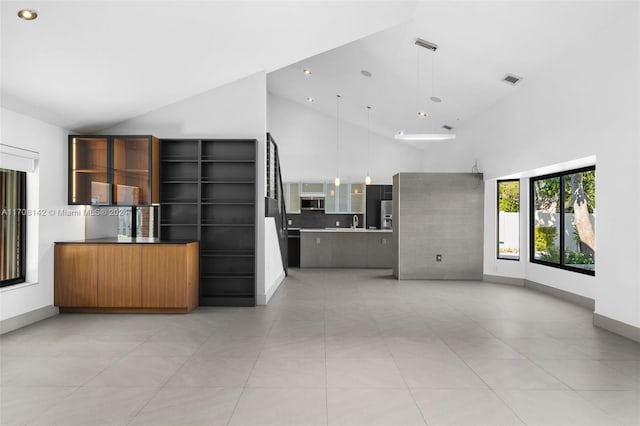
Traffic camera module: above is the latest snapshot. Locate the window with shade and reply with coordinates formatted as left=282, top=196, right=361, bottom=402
left=1, top=168, right=27, bottom=287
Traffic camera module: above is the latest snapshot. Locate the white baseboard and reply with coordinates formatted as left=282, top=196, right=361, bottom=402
left=593, top=313, right=640, bottom=343
left=524, top=279, right=595, bottom=310
left=483, top=274, right=525, bottom=287
left=484, top=275, right=595, bottom=310
left=257, top=270, right=286, bottom=305
left=0, top=305, right=59, bottom=335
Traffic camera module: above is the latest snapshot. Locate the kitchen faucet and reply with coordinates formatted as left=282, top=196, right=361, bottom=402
left=352, top=215, right=359, bottom=229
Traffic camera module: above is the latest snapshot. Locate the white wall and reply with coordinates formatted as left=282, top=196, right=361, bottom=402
left=262, top=217, right=285, bottom=305
left=104, top=72, right=270, bottom=303
left=438, top=11, right=639, bottom=327
left=268, top=94, right=424, bottom=184
left=0, top=108, right=84, bottom=323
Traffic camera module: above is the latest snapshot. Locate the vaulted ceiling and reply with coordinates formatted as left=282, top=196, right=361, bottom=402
left=1, top=0, right=415, bottom=131
left=268, top=1, right=634, bottom=140
left=2, top=1, right=634, bottom=136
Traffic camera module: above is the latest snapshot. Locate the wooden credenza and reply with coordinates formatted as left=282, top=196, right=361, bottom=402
left=54, top=240, right=198, bottom=313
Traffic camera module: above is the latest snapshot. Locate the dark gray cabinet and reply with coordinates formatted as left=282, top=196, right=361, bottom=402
left=300, top=231, right=392, bottom=268
left=288, top=229, right=300, bottom=267
left=365, top=184, right=392, bottom=229
left=159, top=139, right=256, bottom=306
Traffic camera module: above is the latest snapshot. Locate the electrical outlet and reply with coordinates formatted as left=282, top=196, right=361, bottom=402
left=288, top=219, right=292, bottom=226
left=336, top=221, right=340, bottom=227
left=436, top=254, right=442, bottom=262
left=316, top=237, right=321, bottom=244
left=381, top=238, right=387, bottom=245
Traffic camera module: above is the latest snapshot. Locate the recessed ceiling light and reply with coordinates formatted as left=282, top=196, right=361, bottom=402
left=417, top=111, right=427, bottom=117
left=303, top=69, right=312, bottom=75
left=307, top=97, right=315, bottom=103
left=18, top=9, right=38, bottom=20
left=430, top=96, right=442, bottom=103
left=360, top=70, right=372, bottom=77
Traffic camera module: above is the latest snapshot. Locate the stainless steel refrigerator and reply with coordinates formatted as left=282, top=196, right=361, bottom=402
left=380, top=200, right=393, bottom=229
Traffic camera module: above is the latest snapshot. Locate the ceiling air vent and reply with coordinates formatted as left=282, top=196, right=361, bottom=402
left=442, top=125, right=454, bottom=131
left=502, top=74, right=523, bottom=85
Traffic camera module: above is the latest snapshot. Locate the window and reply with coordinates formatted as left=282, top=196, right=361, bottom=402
left=530, top=166, right=595, bottom=275
left=497, top=179, right=520, bottom=260
left=1, top=169, right=27, bottom=287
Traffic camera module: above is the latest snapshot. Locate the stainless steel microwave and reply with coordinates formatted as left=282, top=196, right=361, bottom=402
left=301, top=197, right=325, bottom=211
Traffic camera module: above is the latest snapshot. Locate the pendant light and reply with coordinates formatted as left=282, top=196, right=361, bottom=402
left=365, top=106, right=372, bottom=185
left=394, top=133, right=455, bottom=141
left=395, top=38, right=456, bottom=141
left=335, top=94, right=341, bottom=187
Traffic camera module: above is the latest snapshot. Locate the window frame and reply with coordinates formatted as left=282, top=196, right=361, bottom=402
left=529, top=165, right=595, bottom=276
left=1, top=169, right=27, bottom=287
left=497, top=179, right=520, bottom=261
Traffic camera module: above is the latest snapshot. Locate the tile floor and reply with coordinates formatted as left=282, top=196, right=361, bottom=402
left=1, top=268, right=639, bottom=425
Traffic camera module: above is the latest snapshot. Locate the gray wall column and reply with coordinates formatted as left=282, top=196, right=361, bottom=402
left=393, top=173, right=484, bottom=280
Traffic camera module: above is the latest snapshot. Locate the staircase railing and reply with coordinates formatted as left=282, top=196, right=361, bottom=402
left=266, top=133, right=288, bottom=275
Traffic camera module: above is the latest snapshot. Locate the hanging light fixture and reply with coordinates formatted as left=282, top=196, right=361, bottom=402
left=335, top=94, right=341, bottom=187
left=395, top=133, right=455, bottom=141
left=395, top=38, right=456, bottom=142
left=365, top=106, right=372, bottom=185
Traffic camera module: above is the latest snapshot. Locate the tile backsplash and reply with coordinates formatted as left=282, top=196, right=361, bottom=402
left=287, top=210, right=364, bottom=229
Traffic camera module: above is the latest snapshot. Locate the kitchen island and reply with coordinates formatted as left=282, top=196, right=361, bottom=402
left=300, top=228, right=392, bottom=268
left=54, top=238, right=199, bottom=313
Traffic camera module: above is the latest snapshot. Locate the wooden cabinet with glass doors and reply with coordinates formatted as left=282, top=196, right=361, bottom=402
left=68, top=135, right=159, bottom=205
left=68, top=136, right=110, bottom=205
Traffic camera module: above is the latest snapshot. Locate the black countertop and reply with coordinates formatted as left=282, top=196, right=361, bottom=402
left=56, top=237, right=198, bottom=244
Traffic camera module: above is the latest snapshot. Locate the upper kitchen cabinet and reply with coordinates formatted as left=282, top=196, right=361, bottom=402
left=325, top=183, right=349, bottom=213
left=382, top=185, right=393, bottom=201
left=301, top=183, right=325, bottom=196
left=284, top=182, right=301, bottom=214
left=351, top=183, right=365, bottom=214
left=68, top=135, right=160, bottom=206
left=326, top=183, right=364, bottom=214
left=325, top=183, right=337, bottom=213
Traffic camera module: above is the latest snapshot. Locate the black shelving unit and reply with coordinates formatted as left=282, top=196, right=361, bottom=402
left=159, top=139, right=257, bottom=307
left=159, top=139, right=200, bottom=242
